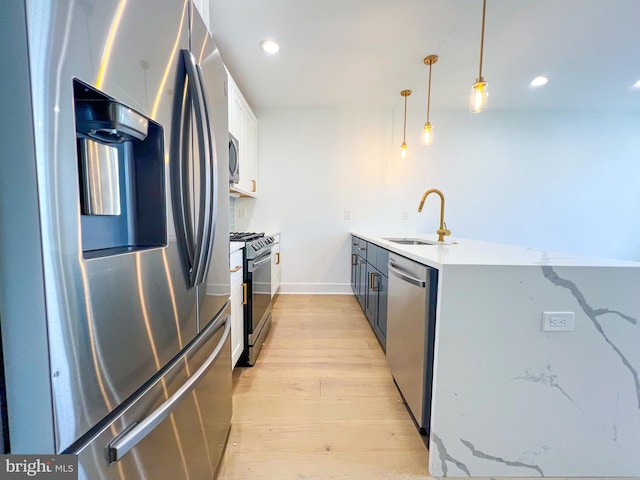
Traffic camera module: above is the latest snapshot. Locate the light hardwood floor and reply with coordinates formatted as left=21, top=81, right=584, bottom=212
left=218, top=294, right=430, bottom=480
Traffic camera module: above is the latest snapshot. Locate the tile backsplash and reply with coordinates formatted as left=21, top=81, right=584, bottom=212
left=229, top=197, right=236, bottom=232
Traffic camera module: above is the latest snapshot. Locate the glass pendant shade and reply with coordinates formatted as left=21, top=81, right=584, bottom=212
left=469, top=80, right=488, bottom=113
left=421, top=122, right=433, bottom=145
left=400, top=141, right=408, bottom=159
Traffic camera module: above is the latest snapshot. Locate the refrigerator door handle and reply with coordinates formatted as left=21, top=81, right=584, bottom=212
left=193, top=62, right=217, bottom=286
left=181, top=49, right=210, bottom=288
left=171, top=63, right=196, bottom=286
left=107, top=316, right=230, bottom=463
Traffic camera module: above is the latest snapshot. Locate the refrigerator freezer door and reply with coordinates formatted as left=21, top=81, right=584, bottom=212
left=75, top=305, right=232, bottom=479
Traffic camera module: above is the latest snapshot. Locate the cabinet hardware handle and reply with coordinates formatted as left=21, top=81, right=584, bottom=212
left=242, top=283, right=248, bottom=304
left=276, top=252, right=280, bottom=265
left=251, top=179, right=257, bottom=192
left=230, top=265, right=241, bottom=273
left=369, top=272, right=375, bottom=291
left=351, top=253, right=357, bottom=266
left=370, top=272, right=380, bottom=291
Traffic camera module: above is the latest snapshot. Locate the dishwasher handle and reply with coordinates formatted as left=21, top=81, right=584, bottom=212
left=388, top=263, right=426, bottom=288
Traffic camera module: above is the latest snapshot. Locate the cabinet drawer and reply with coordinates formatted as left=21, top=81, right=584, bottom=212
left=364, top=242, right=388, bottom=275
left=366, top=242, right=378, bottom=266
left=230, top=249, right=243, bottom=282
left=376, top=247, right=389, bottom=274
left=354, top=237, right=367, bottom=258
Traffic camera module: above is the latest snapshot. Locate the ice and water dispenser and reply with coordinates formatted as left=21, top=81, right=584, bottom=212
left=73, top=79, right=166, bottom=257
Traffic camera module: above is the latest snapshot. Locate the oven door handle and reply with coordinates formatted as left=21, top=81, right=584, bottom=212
left=250, top=252, right=272, bottom=270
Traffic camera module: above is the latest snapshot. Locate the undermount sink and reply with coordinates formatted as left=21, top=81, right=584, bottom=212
left=383, top=237, right=439, bottom=246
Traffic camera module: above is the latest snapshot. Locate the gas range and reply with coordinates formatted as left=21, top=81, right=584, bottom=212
left=230, top=232, right=274, bottom=259
left=229, top=231, right=274, bottom=366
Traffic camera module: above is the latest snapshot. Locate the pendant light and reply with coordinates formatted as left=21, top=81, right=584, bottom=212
left=469, top=0, right=488, bottom=113
left=421, top=55, right=438, bottom=145
left=400, top=90, right=412, bottom=159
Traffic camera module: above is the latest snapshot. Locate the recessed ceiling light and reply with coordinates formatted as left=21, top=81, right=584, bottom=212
left=530, top=76, right=548, bottom=87
left=632, top=80, right=640, bottom=88
left=260, top=40, right=280, bottom=54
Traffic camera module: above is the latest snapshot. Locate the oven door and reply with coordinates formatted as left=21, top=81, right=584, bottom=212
left=247, top=249, right=272, bottom=340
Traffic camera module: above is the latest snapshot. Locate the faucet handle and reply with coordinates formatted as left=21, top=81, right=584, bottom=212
left=441, top=222, right=451, bottom=236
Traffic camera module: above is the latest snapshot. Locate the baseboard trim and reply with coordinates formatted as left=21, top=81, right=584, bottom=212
left=280, top=283, right=352, bottom=295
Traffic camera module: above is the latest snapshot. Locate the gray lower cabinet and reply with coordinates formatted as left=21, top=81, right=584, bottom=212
left=351, top=235, right=388, bottom=350
left=351, top=241, right=359, bottom=295
left=350, top=236, right=367, bottom=308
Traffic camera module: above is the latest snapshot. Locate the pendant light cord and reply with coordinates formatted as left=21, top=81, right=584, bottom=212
left=403, top=94, right=407, bottom=142
left=427, top=64, right=432, bottom=123
left=478, top=0, right=486, bottom=81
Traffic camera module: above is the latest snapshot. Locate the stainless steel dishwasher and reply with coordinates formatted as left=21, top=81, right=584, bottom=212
left=386, top=252, right=438, bottom=435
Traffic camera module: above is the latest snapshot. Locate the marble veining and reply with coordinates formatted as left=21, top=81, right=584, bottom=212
left=431, top=432, right=471, bottom=477
left=541, top=265, right=640, bottom=410
left=595, top=308, right=637, bottom=325
left=512, top=365, right=583, bottom=412
left=460, top=439, right=545, bottom=477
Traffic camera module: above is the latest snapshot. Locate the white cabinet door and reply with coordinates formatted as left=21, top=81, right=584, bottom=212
left=271, top=234, right=281, bottom=297
left=230, top=249, right=244, bottom=367
left=227, top=73, right=258, bottom=197
left=242, top=109, right=258, bottom=195
left=228, top=79, right=244, bottom=141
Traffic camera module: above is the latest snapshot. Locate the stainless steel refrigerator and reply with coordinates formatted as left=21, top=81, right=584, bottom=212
left=0, top=0, right=231, bottom=477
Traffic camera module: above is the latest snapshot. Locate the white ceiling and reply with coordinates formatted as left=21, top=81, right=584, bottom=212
left=209, top=0, right=640, bottom=112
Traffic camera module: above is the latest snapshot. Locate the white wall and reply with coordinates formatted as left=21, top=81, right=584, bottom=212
left=237, top=107, right=640, bottom=293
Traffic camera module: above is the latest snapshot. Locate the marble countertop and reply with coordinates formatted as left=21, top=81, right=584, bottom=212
left=352, top=231, right=640, bottom=269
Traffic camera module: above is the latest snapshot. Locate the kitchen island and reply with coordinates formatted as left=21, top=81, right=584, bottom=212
left=353, top=232, right=640, bottom=478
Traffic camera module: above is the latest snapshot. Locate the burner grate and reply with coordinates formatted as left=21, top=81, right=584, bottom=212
left=230, top=232, right=265, bottom=242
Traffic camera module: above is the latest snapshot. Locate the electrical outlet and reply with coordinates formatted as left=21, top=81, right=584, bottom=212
left=542, top=312, right=574, bottom=332
left=401, top=210, right=408, bottom=221
left=344, top=210, right=351, bottom=220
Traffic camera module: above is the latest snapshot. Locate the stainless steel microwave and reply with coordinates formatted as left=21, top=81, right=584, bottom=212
left=229, top=133, right=239, bottom=184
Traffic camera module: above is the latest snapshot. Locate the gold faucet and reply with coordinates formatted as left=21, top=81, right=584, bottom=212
left=417, top=188, right=451, bottom=242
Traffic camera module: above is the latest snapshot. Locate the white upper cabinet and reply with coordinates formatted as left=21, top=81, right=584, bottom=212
left=227, top=73, right=258, bottom=197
